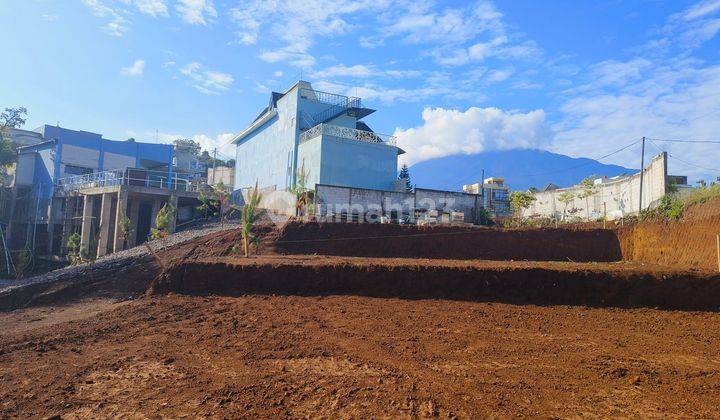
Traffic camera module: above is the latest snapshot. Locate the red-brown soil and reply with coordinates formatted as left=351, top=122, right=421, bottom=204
left=619, top=199, right=720, bottom=272
left=2, top=201, right=720, bottom=417
left=270, top=221, right=624, bottom=262
left=149, top=256, right=720, bottom=311
left=1, top=294, right=719, bottom=418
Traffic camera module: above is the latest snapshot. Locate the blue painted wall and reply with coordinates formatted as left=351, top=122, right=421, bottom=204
left=298, top=135, right=400, bottom=191
left=21, top=125, right=175, bottom=197
left=234, top=82, right=401, bottom=193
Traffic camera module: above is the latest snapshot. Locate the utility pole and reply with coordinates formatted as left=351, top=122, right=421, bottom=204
left=211, top=148, right=217, bottom=185
left=638, top=136, right=646, bottom=214
left=480, top=169, right=486, bottom=209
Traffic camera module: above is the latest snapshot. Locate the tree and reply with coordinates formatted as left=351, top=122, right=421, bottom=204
left=577, top=176, right=598, bottom=218
left=117, top=209, right=133, bottom=248
left=67, top=232, right=83, bottom=265
left=241, top=181, right=262, bottom=257
left=398, top=163, right=413, bottom=192
left=197, top=186, right=218, bottom=219
left=509, top=190, right=537, bottom=223
left=0, top=107, right=27, bottom=129
left=214, top=181, right=231, bottom=226
left=0, top=107, right=27, bottom=170
left=557, top=191, right=575, bottom=221
left=151, top=202, right=176, bottom=240
left=291, top=159, right=310, bottom=217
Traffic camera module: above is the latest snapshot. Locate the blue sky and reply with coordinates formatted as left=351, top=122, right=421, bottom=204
left=2, top=0, right=720, bottom=180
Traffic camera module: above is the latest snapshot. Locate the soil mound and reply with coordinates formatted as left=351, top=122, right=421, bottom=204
left=149, top=257, right=720, bottom=311
left=272, top=222, right=622, bottom=262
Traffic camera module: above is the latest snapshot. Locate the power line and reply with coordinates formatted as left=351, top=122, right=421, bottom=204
left=517, top=138, right=643, bottom=178
left=646, top=138, right=720, bottom=173
left=646, top=137, right=720, bottom=144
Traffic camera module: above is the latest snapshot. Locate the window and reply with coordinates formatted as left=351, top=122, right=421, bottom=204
left=64, top=165, right=93, bottom=176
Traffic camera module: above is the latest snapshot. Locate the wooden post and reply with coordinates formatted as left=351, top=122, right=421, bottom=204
left=716, top=234, right=720, bottom=273
left=603, top=202, right=607, bottom=229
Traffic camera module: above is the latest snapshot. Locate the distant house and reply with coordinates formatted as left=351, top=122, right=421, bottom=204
left=463, top=177, right=511, bottom=217
left=231, top=81, right=404, bottom=196
left=8, top=125, right=199, bottom=257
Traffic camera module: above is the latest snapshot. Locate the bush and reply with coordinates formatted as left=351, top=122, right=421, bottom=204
left=67, top=232, right=83, bottom=265
left=684, top=183, right=720, bottom=207
left=476, top=207, right=494, bottom=226
left=658, top=195, right=684, bottom=219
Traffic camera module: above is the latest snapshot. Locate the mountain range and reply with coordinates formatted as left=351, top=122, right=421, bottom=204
left=408, top=149, right=634, bottom=192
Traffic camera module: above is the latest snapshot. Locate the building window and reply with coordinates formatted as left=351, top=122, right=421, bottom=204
left=64, top=165, right=93, bottom=176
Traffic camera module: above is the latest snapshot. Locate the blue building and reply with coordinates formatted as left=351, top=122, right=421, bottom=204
left=232, top=81, right=404, bottom=194
left=8, top=125, right=188, bottom=256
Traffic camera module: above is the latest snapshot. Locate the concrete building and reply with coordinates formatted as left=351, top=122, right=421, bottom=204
left=463, top=177, right=511, bottom=217
left=523, top=152, right=689, bottom=220
left=8, top=125, right=199, bottom=257
left=232, top=81, right=404, bottom=196
left=3, top=127, right=44, bottom=147
left=207, top=166, right=235, bottom=189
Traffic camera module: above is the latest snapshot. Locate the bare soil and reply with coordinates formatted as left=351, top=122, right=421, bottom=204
left=1, top=295, right=719, bottom=418
left=2, top=202, right=720, bottom=417
left=150, top=256, right=720, bottom=311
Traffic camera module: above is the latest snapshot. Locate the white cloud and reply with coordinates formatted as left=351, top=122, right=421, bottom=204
left=41, top=14, right=59, bottom=22
left=132, top=0, right=168, bottom=17
left=383, top=2, right=503, bottom=46
left=83, top=0, right=129, bottom=36
left=179, top=62, right=234, bottom=94
left=551, top=57, right=720, bottom=180
left=680, top=0, right=720, bottom=21
left=121, top=59, right=146, bottom=76
left=176, top=0, right=217, bottom=25
left=311, top=64, right=380, bottom=79
left=153, top=132, right=236, bottom=157
left=310, top=63, right=423, bottom=80
left=192, top=133, right=237, bottom=156
left=394, top=107, right=551, bottom=166
left=486, top=69, right=512, bottom=83
left=230, top=0, right=392, bottom=68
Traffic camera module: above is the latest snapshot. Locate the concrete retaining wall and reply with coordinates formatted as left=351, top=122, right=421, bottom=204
left=315, top=184, right=481, bottom=223
left=524, top=152, right=668, bottom=220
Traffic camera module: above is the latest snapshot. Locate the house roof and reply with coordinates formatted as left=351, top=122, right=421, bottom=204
left=355, top=121, right=373, bottom=132
left=542, top=183, right=560, bottom=191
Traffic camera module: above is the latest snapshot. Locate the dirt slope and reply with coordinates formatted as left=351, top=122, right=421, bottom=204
left=271, top=222, right=623, bottom=262
left=619, top=199, right=720, bottom=272
left=149, top=256, right=720, bottom=311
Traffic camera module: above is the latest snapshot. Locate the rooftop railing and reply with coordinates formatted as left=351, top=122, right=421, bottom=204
left=57, top=168, right=202, bottom=194
left=299, top=88, right=361, bottom=109
left=300, top=123, right=397, bottom=146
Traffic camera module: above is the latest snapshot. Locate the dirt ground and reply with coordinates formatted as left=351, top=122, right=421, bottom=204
left=2, top=202, right=720, bottom=418
left=1, top=295, right=719, bottom=418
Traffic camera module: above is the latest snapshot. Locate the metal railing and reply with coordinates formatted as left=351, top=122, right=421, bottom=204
left=57, top=168, right=202, bottom=193
left=299, top=87, right=361, bottom=108
left=299, top=123, right=397, bottom=146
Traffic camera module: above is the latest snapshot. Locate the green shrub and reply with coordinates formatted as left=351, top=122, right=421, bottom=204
left=684, top=184, right=720, bottom=207
left=67, top=232, right=82, bottom=265
left=658, top=195, right=684, bottom=219
left=151, top=202, right=176, bottom=240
